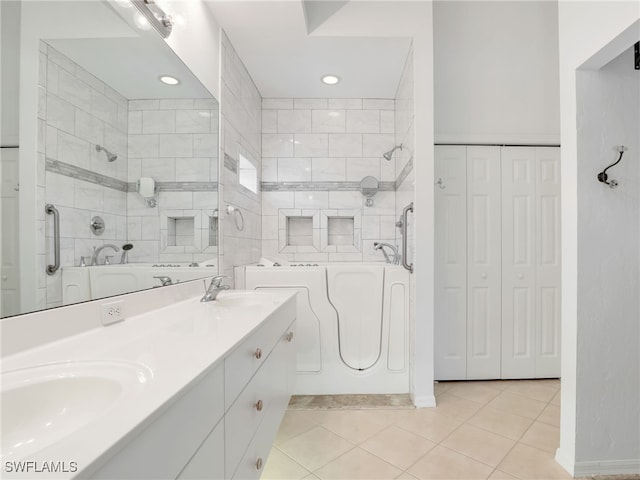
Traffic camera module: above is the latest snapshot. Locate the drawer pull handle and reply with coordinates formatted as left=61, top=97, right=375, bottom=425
left=255, top=399, right=263, bottom=411
left=256, top=458, right=263, bottom=470
left=254, top=348, right=262, bottom=359
left=286, top=332, right=294, bottom=342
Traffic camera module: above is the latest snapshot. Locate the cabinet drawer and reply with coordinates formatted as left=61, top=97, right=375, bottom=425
left=91, top=363, right=224, bottom=479
left=177, top=419, right=224, bottom=480
left=225, top=330, right=288, bottom=478
left=224, top=301, right=295, bottom=408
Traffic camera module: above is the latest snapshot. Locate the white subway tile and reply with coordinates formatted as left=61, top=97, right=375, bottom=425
left=104, top=125, right=127, bottom=159
left=329, top=134, right=362, bottom=157
left=311, top=157, right=346, bottom=181
left=91, top=91, right=117, bottom=126
left=38, top=52, right=47, bottom=87
left=57, top=131, right=90, bottom=168
left=45, top=125, right=58, bottom=159
left=128, top=135, right=159, bottom=158
left=363, top=99, right=394, bottom=110
left=194, top=134, right=217, bottom=157
left=262, top=133, right=294, bottom=157
left=47, top=94, right=75, bottom=134
left=142, top=157, right=176, bottom=181
left=143, top=110, right=176, bottom=134
left=75, top=67, right=105, bottom=95
left=262, top=215, right=278, bottom=240
left=47, top=61, right=59, bottom=95
left=38, top=86, right=46, bottom=120
left=128, top=158, right=142, bottom=182
left=262, top=157, right=277, bottom=182
left=262, top=192, right=294, bottom=215
left=363, top=133, right=395, bottom=157
left=129, top=99, right=160, bottom=111
left=175, top=157, right=210, bottom=181
left=159, top=134, right=193, bottom=158
left=346, top=110, right=380, bottom=133
left=176, top=110, right=211, bottom=134
left=329, top=252, right=363, bottom=262
left=262, top=110, right=277, bottom=133
left=381, top=111, right=395, bottom=134
left=263, top=98, right=293, bottom=109
left=294, top=133, right=328, bottom=157
left=74, top=109, right=104, bottom=146
left=193, top=192, right=217, bottom=210
left=160, top=99, right=194, bottom=110
left=278, top=158, right=311, bottom=182
left=142, top=217, right=160, bottom=240
left=346, top=157, right=381, bottom=181
left=128, top=111, right=142, bottom=134
left=329, top=191, right=362, bottom=209
left=380, top=216, right=397, bottom=238
left=364, top=191, right=395, bottom=216
left=159, top=192, right=193, bottom=209
left=328, top=98, right=362, bottom=109
left=312, top=110, right=346, bottom=133
left=362, top=216, right=381, bottom=239
left=103, top=189, right=126, bottom=215
left=294, top=98, right=327, bottom=109
left=74, top=181, right=103, bottom=211
left=381, top=156, right=396, bottom=181
left=295, top=191, right=328, bottom=209
left=278, top=109, right=312, bottom=133
left=194, top=99, right=218, bottom=110
left=45, top=172, right=74, bottom=207
left=47, top=46, right=76, bottom=73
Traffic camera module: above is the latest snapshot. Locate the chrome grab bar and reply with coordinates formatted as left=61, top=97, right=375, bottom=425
left=402, top=202, right=414, bottom=273
left=45, top=204, right=60, bottom=275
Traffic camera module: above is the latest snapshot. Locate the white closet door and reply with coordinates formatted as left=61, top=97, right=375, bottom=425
left=435, top=146, right=467, bottom=380
left=466, top=147, right=501, bottom=379
left=501, top=147, right=537, bottom=378
left=535, top=147, right=561, bottom=377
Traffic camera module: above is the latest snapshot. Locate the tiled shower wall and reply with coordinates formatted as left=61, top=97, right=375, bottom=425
left=219, top=32, right=263, bottom=283
left=260, top=98, right=399, bottom=263
left=126, top=99, right=218, bottom=264
left=39, top=42, right=129, bottom=309
left=38, top=43, right=219, bottom=309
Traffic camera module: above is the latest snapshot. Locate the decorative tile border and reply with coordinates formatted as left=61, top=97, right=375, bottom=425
left=395, top=158, right=414, bottom=189
left=46, top=158, right=218, bottom=192
left=261, top=181, right=396, bottom=192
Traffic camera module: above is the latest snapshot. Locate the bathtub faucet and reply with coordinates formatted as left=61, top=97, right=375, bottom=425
left=373, top=242, right=400, bottom=265
left=91, top=244, right=120, bottom=266
left=201, top=275, right=230, bottom=302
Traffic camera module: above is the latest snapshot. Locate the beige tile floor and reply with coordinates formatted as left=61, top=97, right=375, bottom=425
left=262, top=379, right=568, bottom=480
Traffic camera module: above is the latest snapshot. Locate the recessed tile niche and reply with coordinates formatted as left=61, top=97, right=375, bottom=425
left=168, top=216, right=195, bottom=247
left=287, top=217, right=313, bottom=246
left=328, top=217, right=354, bottom=245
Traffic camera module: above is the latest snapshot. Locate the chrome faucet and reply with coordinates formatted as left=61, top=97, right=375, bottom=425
left=373, top=242, right=400, bottom=265
left=153, top=276, right=173, bottom=287
left=91, top=244, right=120, bottom=265
left=201, top=275, right=230, bottom=302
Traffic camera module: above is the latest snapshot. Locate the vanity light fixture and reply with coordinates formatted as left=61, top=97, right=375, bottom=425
left=159, top=75, right=180, bottom=85
left=321, top=74, right=340, bottom=85
left=131, top=0, right=173, bottom=38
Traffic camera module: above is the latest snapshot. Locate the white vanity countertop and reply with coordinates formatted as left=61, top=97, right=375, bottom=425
left=0, top=289, right=296, bottom=478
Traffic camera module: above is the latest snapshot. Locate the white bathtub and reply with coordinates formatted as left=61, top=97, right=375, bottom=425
left=62, top=263, right=217, bottom=305
left=237, top=263, right=410, bottom=395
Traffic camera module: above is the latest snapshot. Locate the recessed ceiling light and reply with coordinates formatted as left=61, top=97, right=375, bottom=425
left=321, top=74, right=340, bottom=85
left=159, top=75, right=180, bottom=85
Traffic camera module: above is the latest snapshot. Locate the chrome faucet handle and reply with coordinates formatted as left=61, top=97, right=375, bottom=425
left=208, top=275, right=229, bottom=288
left=104, top=255, right=113, bottom=265
left=153, top=275, right=173, bottom=287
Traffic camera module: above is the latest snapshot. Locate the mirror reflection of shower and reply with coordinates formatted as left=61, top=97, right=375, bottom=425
left=383, top=144, right=404, bottom=161
left=96, top=144, right=118, bottom=162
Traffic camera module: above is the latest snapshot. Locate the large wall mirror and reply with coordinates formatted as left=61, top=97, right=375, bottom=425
left=0, top=1, right=219, bottom=318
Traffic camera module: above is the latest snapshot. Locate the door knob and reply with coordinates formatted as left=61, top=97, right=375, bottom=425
left=254, top=348, right=262, bottom=360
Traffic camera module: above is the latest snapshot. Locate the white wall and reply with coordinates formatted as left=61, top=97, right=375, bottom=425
left=1, top=1, right=20, bottom=146
left=433, top=1, right=560, bottom=145
left=575, top=45, right=639, bottom=473
left=557, top=2, right=640, bottom=476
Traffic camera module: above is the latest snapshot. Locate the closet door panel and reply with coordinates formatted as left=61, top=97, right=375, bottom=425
left=535, top=147, right=561, bottom=377
left=466, top=147, right=501, bottom=379
left=435, top=146, right=468, bottom=380
left=502, top=147, right=536, bottom=378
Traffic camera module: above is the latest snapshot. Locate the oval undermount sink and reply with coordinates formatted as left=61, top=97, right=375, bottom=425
left=1, top=361, right=151, bottom=461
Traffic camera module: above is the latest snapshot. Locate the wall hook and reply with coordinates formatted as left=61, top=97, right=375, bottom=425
left=597, top=145, right=627, bottom=189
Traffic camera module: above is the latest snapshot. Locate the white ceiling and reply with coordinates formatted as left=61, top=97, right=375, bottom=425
left=205, top=1, right=412, bottom=99
left=45, top=2, right=213, bottom=101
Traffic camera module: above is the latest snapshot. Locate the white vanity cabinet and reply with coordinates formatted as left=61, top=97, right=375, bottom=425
left=89, top=296, right=296, bottom=480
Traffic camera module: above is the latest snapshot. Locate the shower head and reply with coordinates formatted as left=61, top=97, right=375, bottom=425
left=383, top=144, right=403, bottom=161
left=96, top=144, right=118, bottom=162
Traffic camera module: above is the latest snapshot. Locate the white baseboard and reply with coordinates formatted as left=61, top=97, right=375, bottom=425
left=555, top=448, right=575, bottom=476
left=573, top=459, right=640, bottom=477
left=411, top=393, right=436, bottom=408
